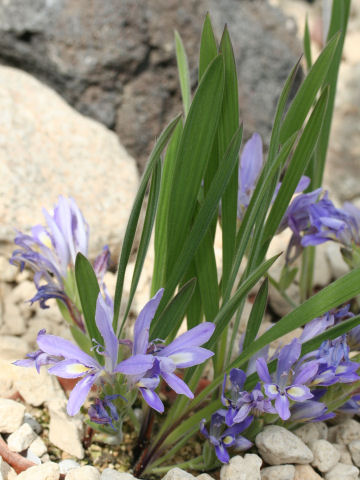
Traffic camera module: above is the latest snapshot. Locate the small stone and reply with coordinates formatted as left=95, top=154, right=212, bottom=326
left=334, top=443, right=353, bottom=465
left=313, top=422, right=328, bottom=440
left=26, top=449, right=41, bottom=465
left=23, top=413, right=42, bottom=434
left=220, top=454, right=262, bottom=480
left=162, top=468, right=195, bottom=480
left=0, top=456, right=15, bottom=480
left=336, top=419, right=360, bottom=445
left=261, top=465, right=295, bottom=480
left=59, top=460, right=81, bottom=475
left=15, top=367, right=66, bottom=407
left=17, top=462, right=60, bottom=480
left=294, top=465, right=322, bottom=480
left=348, top=440, right=360, bottom=466
left=310, top=439, right=340, bottom=473
left=255, top=426, right=313, bottom=465
left=0, top=398, right=25, bottom=433
left=324, top=463, right=359, bottom=480
left=327, top=426, right=338, bottom=443
left=101, top=471, right=136, bottom=480
left=196, top=475, right=213, bottom=480
left=65, top=466, right=100, bottom=480
left=0, top=336, right=30, bottom=362
left=48, top=399, right=84, bottom=459
left=28, top=436, right=47, bottom=457
left=1, top=301, right=26, bottom=335
left=294, top=423, right=320, bottom=445
left=7, top=423, right=37, bottom=452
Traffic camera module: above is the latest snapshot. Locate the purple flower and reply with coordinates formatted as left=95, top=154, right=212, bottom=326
left=338, top=394, right=360, bottom=414
left=200, top=410, right=253, bottom=463
left=10, top=196, right=109, bottom=321
left=221, top=369, right=275, bottom=426
left=115, top=289, right=215, bottom=413
left=290, top=400, right=335, bottom=422
left=342, top=202, right=360, bottom=245
left=237, top=133, right=309, bottom=221
left=88, top=394, right=124, bottom=429
left=300, top=305, right=353, bottom=344
left=14, top=293, right=124, bottom=416
left=256, top=339, right=317, bottom=420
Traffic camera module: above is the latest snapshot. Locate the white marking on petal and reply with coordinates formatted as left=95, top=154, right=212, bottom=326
left=287, top=386, right=305, bottom=398
left=169, top=352, right=194, bottom=365
left=39, top=232, right=53, bottom=249
left=66, top=363, right=91, bottom=374
left=268, top=384, right=278, bottom=395
left=223, top=436, right=233, bottom=445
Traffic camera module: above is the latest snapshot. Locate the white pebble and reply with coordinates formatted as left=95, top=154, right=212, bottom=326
left=310, top=439, right=340, bottom=473
left=324, top=462, right=359, bottom=480
left=17, top=461, right=60, bottom=479
left=7, top=423, right=36, bottom=452
left=0, top=399, right=25, bottom=433
left=65, top=465, right=100, bottom=480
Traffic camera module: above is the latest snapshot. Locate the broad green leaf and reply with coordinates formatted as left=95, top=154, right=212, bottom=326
left=175, top=30, right=191, bottom=116
left=155, top=278, right=197, bottom=341
left=312, top=2, right=351, bottom=188
left=243, top=278, right=268, bottom=351
left=206, top=254, right=280, bottom=349
left=118, top=158, right=162, bottom=335
left=303, top=15, right=312, bottom=71
left=113, top=115, right=181, bottom=333
left=218, top=27, right=240, bottom=294
left=165, top=55, right=225, bottom=278
left=74, top=253, right=102, bottom=362
left=150, top=126, right=243, bottom=338
left=194, top=228, right=219, bottom=323
left=279, top=31, right=339, bottom=144
left=262, top=86, right=329, bottom=247
left=152, top=120, right=183, bottom=295
left=199, top=13, right=218, bottom=81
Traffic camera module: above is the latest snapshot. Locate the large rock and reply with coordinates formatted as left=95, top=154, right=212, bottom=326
left=0, top=0, right=301, bottom=171
left=0, top=65, right=139, bottom=259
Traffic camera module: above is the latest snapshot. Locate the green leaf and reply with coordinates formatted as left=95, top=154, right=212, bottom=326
left=152, top=120, right=183, bottom=295
left=262, top=86, right=329, bottom=247
left=207, top=254, right=280, bottom=349
left=242, top=278, right=268, bottom=351
left=70, top=325, right=93, bottom=356
left=150, top=126, right=243, bottom=338
left=155, top=278, right=197, bottom=341
left=175, top=30, right=191, bottom=116
left=312, top=2, right=351, bottom=188
left=184, top=261, right=203, bottom=330
left=303, top=15, right=312, bottom=71
left=279, top=265, right=299, bottom=291
left=74, top=253, right=102, bottom=362
left=279, top=31, right=339, bottom=144
left=218, top=27, right=240, bottom=294
left=241, top=267, right=360, bottom=364
left=118, top=158, right=162, bottom=335
left=199, top=13, right=218, bottom=81
left=165, top=55, right=225, bottom=278
left=113, top=115, right=181, bottom=333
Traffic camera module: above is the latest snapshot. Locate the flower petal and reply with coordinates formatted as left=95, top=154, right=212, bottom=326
left=67, top=374, right=97, bottom=415
left=139, top=388, right=164, bottom=413
left=114, top=354, right=155, bottom=375
left=163, top=346, right=214, bottom=368
left=161, top=372, right=194, bottom=398
left=133, top=289, right=164, bottom=355
left=95, top=293, right=118, bottom=370
left=256, top=357, right=272, bottom=384
left=215, top=444, right=230, bottom=464
left=37, top=332, right=99, bottom=368
left=159, top=322, right=215, bottom=358
left=49, top=359, right=93, bottom=378
left=277, top=339, right=301, bottom=381
left=286, top=384, right=313, bottom=402
left=275, top=394, right=290, bottom=420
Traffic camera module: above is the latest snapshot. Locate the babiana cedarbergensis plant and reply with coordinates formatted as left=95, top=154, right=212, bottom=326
left=11, top=1, right=360, bottom=475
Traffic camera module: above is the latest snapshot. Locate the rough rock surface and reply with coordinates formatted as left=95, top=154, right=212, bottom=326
left=220, top=454, right=262, bottom=480
left=7, top=423, right=37, bottom=452
left=310, top=439, right=340, bottom=473
left=336, top=419, right=360, bottom=446
left=0, top=65, right=139, bottom=259
left=260, top=464, right=295, bottom=480
left=293, top=464, right=322, bottom=480
left=65, top=465, right=100, bottom=480
left=101, top=470, right=138, bottom=480
left=0, top=0, right=301, bottom=171
left=162, top=468, right=195, bottom=480
left=17, top=461, right=60, bottom=480
left=255, top=426, right=313, bottom=466
left=0, top=398, right=25, bottom=433
left=324, top=462, right=359, bottom=480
